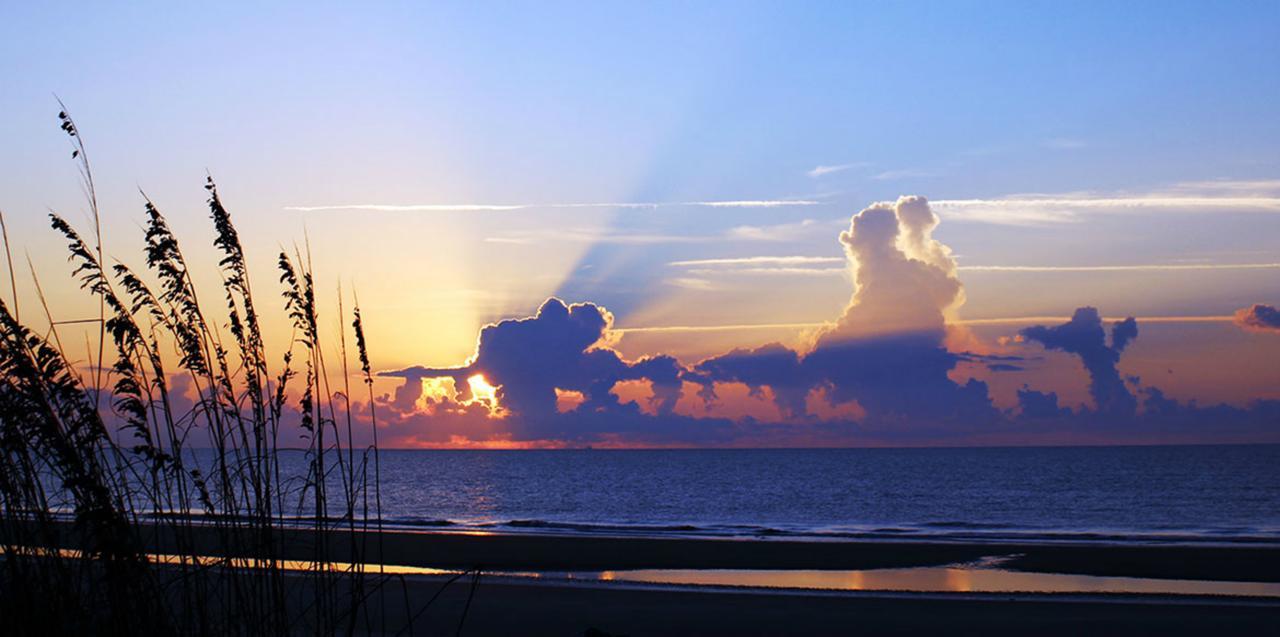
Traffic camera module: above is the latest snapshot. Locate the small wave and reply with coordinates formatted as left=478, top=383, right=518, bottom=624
left=384, top=518, right=457, bottom=528
left=366, top=516, right=1280, bottom=547
left=918, top=521, right=1014, bottom=530
left=499, top=519, right=707, bottom=534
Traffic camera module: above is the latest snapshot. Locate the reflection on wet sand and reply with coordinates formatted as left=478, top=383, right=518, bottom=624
left=26, top=546, right=1275, bottom=598
left=585, top=567, right=1280, bottom=597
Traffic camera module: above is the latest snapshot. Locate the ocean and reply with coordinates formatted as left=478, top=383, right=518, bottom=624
left=356, top=445, right=1280, bottom=544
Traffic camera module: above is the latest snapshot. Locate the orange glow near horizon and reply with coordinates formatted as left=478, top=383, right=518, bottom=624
left=554, top=388, right=587, bottom=413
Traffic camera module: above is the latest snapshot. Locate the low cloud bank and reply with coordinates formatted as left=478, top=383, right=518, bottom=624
left=372, top=197, right=1278, bottom=447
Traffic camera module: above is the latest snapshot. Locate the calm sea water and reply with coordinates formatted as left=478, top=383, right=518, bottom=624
left=355, top=445, right=1280, bottom=544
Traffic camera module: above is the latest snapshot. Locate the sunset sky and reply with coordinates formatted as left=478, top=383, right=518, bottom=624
left=2, top=2, right=1278, bottom=447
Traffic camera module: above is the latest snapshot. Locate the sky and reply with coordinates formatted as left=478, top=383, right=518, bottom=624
left=1, top=1, right=1278, bottom=447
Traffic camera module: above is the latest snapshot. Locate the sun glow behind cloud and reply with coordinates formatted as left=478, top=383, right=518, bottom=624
left=466, top=374, right=503, bottom=416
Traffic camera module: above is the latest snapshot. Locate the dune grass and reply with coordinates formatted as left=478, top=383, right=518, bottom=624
left=0, top=108, right=452, bottom=635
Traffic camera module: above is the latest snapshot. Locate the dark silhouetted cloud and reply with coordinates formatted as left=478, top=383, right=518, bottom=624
left=1020, top=308, right=1139, bottom=417
left=1234, top=303, right=1280, bottom=333
left=363, top=195, right=1278, bottom=447
left=381, top=298, right=697, bottom=440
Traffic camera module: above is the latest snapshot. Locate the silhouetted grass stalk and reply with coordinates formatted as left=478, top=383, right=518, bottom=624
left=0, top=108, right=418, bottom=635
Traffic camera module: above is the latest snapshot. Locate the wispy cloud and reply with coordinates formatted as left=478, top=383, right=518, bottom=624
left=960, top=263, right=1280, bottom=272
left=665, top=277, right=717, bottom=291
left=956, top=315, right=1235, bottom=325
left=614, top=315, right=1235, bottom=334
left=685, top=267, right=845, bottom=277
left=1171, top=179, right=1280, bottom=193
left=667, top=254, right=1280, bottom=276
left=615, top=321, right=827, bottom=334
left=933, top=181, right=1280, bottom=224
left=725, top=219, right=821, bottom=242
left=692, top=200, right=820, bottom=208
left=870, top=169, right=932, bottom=181
left=668, top=256, right=844, bottom=267
left=485, top=220, right=826, bottom=245
left=484, top=231, right=706, bottom=245
left=286, top=199, right=820, bottom=213
left=807, top=162, right=869, bottom=178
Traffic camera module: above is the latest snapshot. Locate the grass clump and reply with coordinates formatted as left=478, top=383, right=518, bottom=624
left=0, top=107, right=422, bottom=635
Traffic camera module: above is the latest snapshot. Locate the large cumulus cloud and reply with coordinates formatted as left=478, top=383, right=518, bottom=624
left=820, top=195, right=962, bottom=343
left=694, top=196, right=995, bottom=427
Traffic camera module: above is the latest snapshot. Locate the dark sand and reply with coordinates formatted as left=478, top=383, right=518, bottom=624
left=286, top=529, right=1280, bottom=634
left=19, top=517, right=1264, bottom=582
left=178, top=526, right=1280, bottom=633
left=346, top=575, right=1280, bottom=636
left=31, top=522, right=1280, bottom=634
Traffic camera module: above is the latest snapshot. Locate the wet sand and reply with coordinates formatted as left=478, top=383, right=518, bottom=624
left=293, top=528, right=1280, bottom=583
left=24, top=522, right=1280, bottom=633
left=280, top=528, right=1280, bottom=634
left=33, top=517, right=1280, bottom=582
left=352, top=575, right=1280, bottom=636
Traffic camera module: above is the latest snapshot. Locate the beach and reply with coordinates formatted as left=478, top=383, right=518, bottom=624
left=358, top=529, right=1280, bottom=581
left=360, top=577, right=1280, bottom=636
left=119, top=525, right=1280, bottom=633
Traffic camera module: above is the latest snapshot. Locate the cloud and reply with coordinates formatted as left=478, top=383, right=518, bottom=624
left=485, top=230, right=707, bottom=245
left=1020, top=308, right=1139, bottom=416
left=961, top=315, right=1231, bottom=325
left=684, top=267, right=843, bottom=277
left=286, top=200, right=819, bottom=213
left=485, top=219, right=827, bottom=246
left=933, top=189, right=1280, bottom=225
left=667, top=256, right=844, bottom=268
left=960, top=263, right=1280, bottom=272
left=819, top=196, right=961, bottom=342
left=381, top=298, right=711, bottom=441
left=692, top=196, right=996, bottom=426
left=807, top=162, right=868, bottom=178
left=870, top=169, right=932, bottom=181
left=613, top=322, right=824, bottom=334
left=666, top=277, right=716, bottom=291
left=1168, top=179, right=1280, bottom=194
left=1234, top=303, right=1280, bottom=334
left=672, top=257, right=1280, bottom=276
left=692, top=200, right=820, bottom=208
left=381, top=196, right=1000, bottom=440
left=612, top=315, right=1235, bottom=335
left=725, top=219, right=821, bottom=242
left=367, top=194, right=1279, bottom=447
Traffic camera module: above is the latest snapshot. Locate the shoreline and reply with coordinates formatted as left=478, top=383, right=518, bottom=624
left=24, top=517, right=1280, bottom=582
left=15, top=520, right=1280, bottom=634
left=101, top=522, right=1280, bottom=584
left=344, top=529, right=1280, bottom=583
left=375, top=517, right=1280, bottom=546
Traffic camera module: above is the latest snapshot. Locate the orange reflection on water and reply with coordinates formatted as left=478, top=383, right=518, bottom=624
left=589, top=567, right=1280, bottom=597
